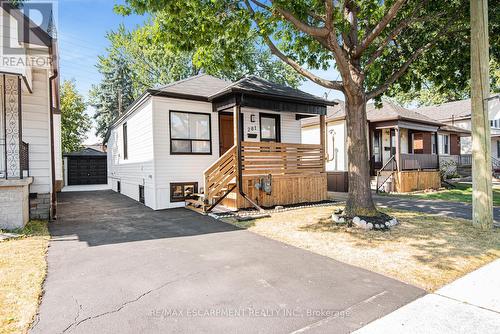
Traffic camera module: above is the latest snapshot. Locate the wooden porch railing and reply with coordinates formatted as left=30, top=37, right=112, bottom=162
left=459, top=154, right=472, bottom=166
left=203, top=145, right=237, bottom=202
left=240, top=141, right=324, bottom=176
left=401, top=153, right=438, bottom=170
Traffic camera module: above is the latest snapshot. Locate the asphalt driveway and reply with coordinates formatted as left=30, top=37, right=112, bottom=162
left=32, top=191, right=424, bottom=334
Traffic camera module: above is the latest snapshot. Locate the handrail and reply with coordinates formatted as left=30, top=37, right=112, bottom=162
left=203, top=145, right=237, bottom=202
left=492, top=156, right=500, bottom=169
left=203, top=144, right=236, bottom=175
left=379, top=154, right=397, bottom=172
left=376, top=155, right=396, bottom=193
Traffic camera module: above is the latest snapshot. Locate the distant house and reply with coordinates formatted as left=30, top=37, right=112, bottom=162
left=0, top=3, right=62, bottom=229
left=416, top=95, right=500, bottom=159
left=301, top=100, right=470, bottom=192
left=105, top=74, right=333, bottom=212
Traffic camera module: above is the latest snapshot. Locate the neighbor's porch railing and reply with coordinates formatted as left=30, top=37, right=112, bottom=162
left=240, top=141, right=324, bottom=176
left=0, top=141, right=29, bottom=178
left=459, top=154, right=472, bottom=166
left=400, top=153, right=438, bottom=170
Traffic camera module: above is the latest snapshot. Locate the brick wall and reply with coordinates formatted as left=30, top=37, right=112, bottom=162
left=30, top=193, right=51, bottom=220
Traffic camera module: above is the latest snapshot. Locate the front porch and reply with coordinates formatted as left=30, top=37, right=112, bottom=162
left=0, top=74, right=32, bottom=229
left=369, top=121, right=464, bottom=192
left=188, top=79, right=331, bottom=212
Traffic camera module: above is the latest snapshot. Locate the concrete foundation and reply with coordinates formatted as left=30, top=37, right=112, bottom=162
left=0, top=177, right=33, bottom=230
left=30, top=192, right=51, bottom=220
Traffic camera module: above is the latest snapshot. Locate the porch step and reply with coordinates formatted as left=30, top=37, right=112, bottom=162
left=184, top=203, right=207, bottom=215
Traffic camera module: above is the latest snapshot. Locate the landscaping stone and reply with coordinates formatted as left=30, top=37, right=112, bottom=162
left=331, top=214, right=345, bottom=224
left=367, top=223, right=373, bottom=229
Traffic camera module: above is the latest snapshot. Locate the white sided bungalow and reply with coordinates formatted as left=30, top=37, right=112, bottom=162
left=0, top=3, right=62, bottom=229
left=301, top=100, right=471, bottom=193
left=105, top=74, right=334, bottom=212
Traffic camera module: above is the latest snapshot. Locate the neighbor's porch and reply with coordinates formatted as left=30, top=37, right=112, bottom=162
left=369, top=121, right=461, bottom=192
left=199, top=93, right=329, bottom=212
left=0, top=74, right=33, bottom=229
left=0, top=74, right=30, bottom=180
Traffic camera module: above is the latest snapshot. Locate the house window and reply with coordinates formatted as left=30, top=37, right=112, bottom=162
left=390, top=129, right=396, bottom=156
left=170, top=111, right=211, bottom=154
left=123, top=123, right=128, bottom=160
left=170, top=182, right=198, bottom=202
left=373, top=130, right=381, bottom=163
left=497, top=140, right=500, bottom=158
left=431, top=134, right=437, bottom=154
left=259, top=113, right=281, bottom=142
left=439, top=134, right=450, bottom=155
left=117, top=181, right=121, bottom=193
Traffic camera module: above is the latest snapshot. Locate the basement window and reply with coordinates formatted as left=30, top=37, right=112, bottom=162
left=170, top=182, right=198, bottom=202
left=139, top=185, right=145, bottom=204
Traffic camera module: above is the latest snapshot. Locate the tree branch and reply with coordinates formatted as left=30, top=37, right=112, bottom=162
left=264, top=35, right=343, bottom=90
left=244, top=0, right=343, bottom=91
left=267, top=1, right=329, bottom=37
left=365, top=1, right=433, bottom=68
left=366, top=28, right=466, bottom=100
left=354, top=0, right=407, bottom=58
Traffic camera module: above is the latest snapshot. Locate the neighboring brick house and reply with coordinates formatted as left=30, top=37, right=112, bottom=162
left=301, top=100, right=470, bottom=192
left=0, top=3, right=62, bottom=229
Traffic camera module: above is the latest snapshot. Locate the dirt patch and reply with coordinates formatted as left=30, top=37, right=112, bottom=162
left=0, top=221, right=49, bottom=334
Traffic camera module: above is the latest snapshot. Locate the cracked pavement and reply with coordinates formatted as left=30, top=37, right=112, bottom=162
left=31, top=190, right=424, bottom=333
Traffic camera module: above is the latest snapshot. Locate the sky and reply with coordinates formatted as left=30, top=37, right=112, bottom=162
left=54, top=0, right=344, bottom=144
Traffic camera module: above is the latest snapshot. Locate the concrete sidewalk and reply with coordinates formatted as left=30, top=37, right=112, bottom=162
left=354, top=259, right=500, bottom=334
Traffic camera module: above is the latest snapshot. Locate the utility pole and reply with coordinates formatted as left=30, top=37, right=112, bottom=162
left=471, top=0, right=493, bottom=229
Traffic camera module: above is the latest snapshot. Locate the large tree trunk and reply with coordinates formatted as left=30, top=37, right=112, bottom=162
left=344, top=90, right=378, bottom=217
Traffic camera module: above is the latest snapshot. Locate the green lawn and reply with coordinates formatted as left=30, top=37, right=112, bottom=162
left=410, top=183, right=500, bottom=206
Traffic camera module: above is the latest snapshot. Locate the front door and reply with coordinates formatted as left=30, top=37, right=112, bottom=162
left=372, top=129, right=382, bottom=170
left=219, top=113, right=234, bottom=156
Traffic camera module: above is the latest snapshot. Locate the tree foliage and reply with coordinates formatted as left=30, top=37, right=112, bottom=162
left=89, top=43, right=136, bottom=138
left=60, top=80, right=90, bottom=153
left=393, top=60, right=500, bottom=107
left=116, top=0, right=499, bottom=101
left=90, top=15, right=303, bottom=138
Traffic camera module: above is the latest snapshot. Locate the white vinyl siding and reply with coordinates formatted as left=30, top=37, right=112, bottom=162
left=107, top=99, right=156, bottom=208
left=152, top=96, right=219, bottom=210
left=241, top=107, right=301, bottom=143
left=21, top=68, right=53, bottom=194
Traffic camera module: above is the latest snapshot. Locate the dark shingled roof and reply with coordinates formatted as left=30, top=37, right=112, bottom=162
left=415, top=99, right=472, bottom=121
left=439, top=124, right=471, bottom=135
left=63, top=147, right=107, bottom=157
left=302, top=100, right=442, bottom=126
left=208, top=75, right=336, bottom=106
left=154, top=74, right=231, bottom=99
left=415, top=94, right=500, bottom=122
